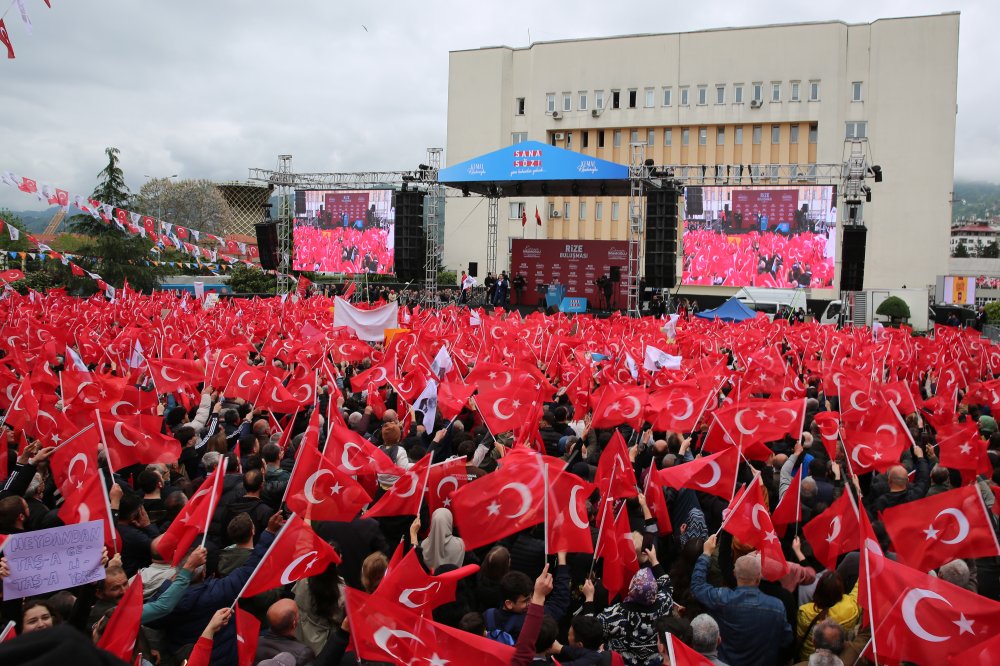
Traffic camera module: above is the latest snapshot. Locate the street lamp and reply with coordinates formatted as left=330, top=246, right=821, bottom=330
left=143, top=174, right=178, bottom=222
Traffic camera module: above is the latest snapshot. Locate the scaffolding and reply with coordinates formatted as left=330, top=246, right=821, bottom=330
left=423, top=148, right=443, bottom=307
left=627, top=144, right=649, bottom=318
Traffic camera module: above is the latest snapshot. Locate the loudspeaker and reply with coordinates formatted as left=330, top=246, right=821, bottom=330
left=468, top=262, right=478, bottom=278
left=644, top=186, right=679, bottom=288
left=393, top=190, right=426, bottom=282
left=609, top=266, right=621, bottom=283
left=294, top=191, right=306, bottom=216
left=684, top=186, right=704, bottom=217
left=840, top=226, right=868, bottom=292
left=255, top=222, right=279, bottom=270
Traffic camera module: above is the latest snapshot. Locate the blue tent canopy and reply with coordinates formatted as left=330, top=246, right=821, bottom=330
left=695, top=297, right=757, bottom=322
left=438, top=141, right=630, bottom=197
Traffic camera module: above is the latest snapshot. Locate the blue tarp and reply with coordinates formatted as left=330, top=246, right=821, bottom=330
left=695, top=297, right=757, bottom=322
left=438, top=141, right=630, bottom=197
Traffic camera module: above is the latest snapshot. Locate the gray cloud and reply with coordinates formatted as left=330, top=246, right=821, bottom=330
left=0, top=0, right=995, bottom=214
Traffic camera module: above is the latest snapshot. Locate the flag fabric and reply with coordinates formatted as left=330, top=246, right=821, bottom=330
left=590, top=383, right=647, bottom=430
left=770, top=470, right=802, bottom=536
left=235, top=605, right=261, bottom=666
left=547, top=467, right=596, bottom=553
left=881, top=485, right=1000, bottom=572
left=284, top=439, right=371, bottom=522
left=345, top=587, right=515, bottom=666
left=333, top=297, right=398, bottom=342
left=0, top=20, right=14, bottom=59
left=521, top=208, right=527, bottom=227
left=653, top=448, right=739, bottom=501
left=866, top=548, right=1000, bottom=665
left=96, top=574, right=144, bottom=661
left=324, top=423, right=402, bottom=476
left=665, top=633, right=715, bottom=666
left=156, top=462, right=227, bottom=565
left=535, top=206, right=542, bottom=226
left=643, top=345, right=682, bottom=373
left=364, top=456, right=431, bottom=518
left=595, top=430, right=638, bottom=500
left=57, top=471, right=118, bottom=553
left=146, top=357, right=204, bottom=394
left=101, top=414, right=181, bottom=469
left=374, top=547, right=479, bottom=612
left=425, top=457, right=468, bottom=516
left=450, top=456, right=545, bottom=549
left=801, top=492, right=860, bottom=571
left=240, top=513, right=341, bottom=598
left=595, top=503, right=639, bottom=601
left=721, top=477, right=788, bottom=580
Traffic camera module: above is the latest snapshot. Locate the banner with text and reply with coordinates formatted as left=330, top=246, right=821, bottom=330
left=511, top=239, right=629, bottom=307
left=1, top=520, right=105, bottom=600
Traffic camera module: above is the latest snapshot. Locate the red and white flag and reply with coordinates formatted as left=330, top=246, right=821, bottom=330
left=653, top=447, right=739, bottom=501
left=802, top=492, right=859, bottom=571
left=375, top=547, right=479, bottom=611
left=285, top=438, right=371, bottom=522
left=96, top=575, right=144, bottom=661
left=721, top=476, right=788, bottom=580
left=156, top=462, right=227, bottom=565
left=595, top=430, right=638, bottom=500
left=364, top=456, right=431, bottom=519
left=240, top=513, right=341, bottom=598
left=450, top=455, right=545, bottom=549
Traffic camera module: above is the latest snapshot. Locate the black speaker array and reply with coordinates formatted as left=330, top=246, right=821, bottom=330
left=644, top=186, right=680, bottom=288
left=840, top=226, right=868, bottom=292
left=393, top=190, right=426, bottom=282
left=468, top=262, right=478, bottom=278
left=254, top=222, right=279, bottom=270
left=609, top=266, right=621, bottom=283
left=684, top=185, right=704, bottom=217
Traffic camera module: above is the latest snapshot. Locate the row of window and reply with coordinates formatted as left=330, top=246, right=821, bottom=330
left=535, top=80, right=863, bottom=114
left=509, top=200, right=619, bottom=221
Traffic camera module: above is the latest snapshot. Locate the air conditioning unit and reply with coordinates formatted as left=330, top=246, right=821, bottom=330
left=552, top=111, right=562, bottom=119
left=591, top=108, right=601, bottom=117
left=554, top=132, right=566, bottom=141
left=551, top=210, right=561, bottom=218
left=750, top=99, right=763, bottom=109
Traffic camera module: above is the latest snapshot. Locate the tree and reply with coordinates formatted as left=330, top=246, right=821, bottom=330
left=980, top=241, right=1000, bottom=259
left=69, top=147, right=162, bottom=292
left=984, top=301, right=1000, bottom=325
left=876, top=296, right=911, bottom=326
left=134, top=178, right=234, bottom=236
left=229, top=264, right=276, bottom=294
left=953, top=243, right=971, bottom=258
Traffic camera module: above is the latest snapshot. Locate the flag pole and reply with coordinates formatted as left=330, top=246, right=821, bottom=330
left=414, top=456, right=435, bottom=518
left=715, top=470, right=761, bottom=538
left=59, top=371, right=67, bottom=413
left=201, top=457, right=228, bottom=548
left=862, top=545, right=880, bottom=665
left=588, top=464, right=616, bottom=579
left=540, top=453, right=549, bottom=560
left=96, top=410, right=115, bottom=481
left=230, top=513, right=294, bottom=610
left=99, top=469, right=119, bottom=555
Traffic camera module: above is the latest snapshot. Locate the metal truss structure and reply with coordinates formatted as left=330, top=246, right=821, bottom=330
left=422, top=148, right=444, bottom=307
left=627, top=144, right=649, bottom=318
left=216, top=182, right=274, bottom=236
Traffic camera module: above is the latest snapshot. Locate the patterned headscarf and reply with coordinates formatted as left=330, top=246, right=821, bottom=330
left=623, top=567, right=657, bottom=605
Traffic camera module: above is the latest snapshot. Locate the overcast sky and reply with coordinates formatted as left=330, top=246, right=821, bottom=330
left=0, top=1, right=995, bottom=213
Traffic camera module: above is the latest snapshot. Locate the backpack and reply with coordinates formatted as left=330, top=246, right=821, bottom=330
left=483, top=608, right=517, bottom=646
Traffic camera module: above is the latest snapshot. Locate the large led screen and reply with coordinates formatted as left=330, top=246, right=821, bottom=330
left=293, top=189, right=395, bottom=274
left=681, top=185, right=837, bottom=288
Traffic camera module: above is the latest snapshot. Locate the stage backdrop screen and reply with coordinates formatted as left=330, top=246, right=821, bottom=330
left=510, top=239, right=628, bottom=307
left=681, top=185, right=837, bottom=288
left=293, top=189, right=395, bottom=274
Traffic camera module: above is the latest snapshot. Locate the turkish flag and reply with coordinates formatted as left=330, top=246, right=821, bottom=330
left=936, top=421, right=992, bottom=475
left=254, top=374, right=301, bottom=412
left=653, top=447, right=739, bottom=501
left=644, top=472, right=672, bottom=536
left=880, top=380, right=921, bottom=417
left=590, top=383, right=648, bottom=429
left=235, top=606, right=261, bottom=666
left=721, top=478, right=788, bottom=580
left=450, top=455, right=545, bottom=549
left=18, top=177, right=36, bottom=194
left=665, top=633, right=715, bottom=666
left=141, top=216, right=156, bottom=236
left=475, top=383, right=543, bottom=434
left=49, top=424, right=102, bottom=497
left=548, top=467, right=596, bottom=553
left=324, top=422, right=402, bottom=476
left=865, top=548, right=1000, bottom=665
left=364, top=456, right=431, bottom=519
left=101, top=414, right=181, bottom=469
left=58, top=472, right=118, bottom=553
left=96, top=575, right=144, bottom=661
left=366, top=382, right=387, bottom=419
left=595, top=502, right=639, bottom=601
left=881, top=485, right=1000, bottom=572
left=595, top=430, right=639, bottom=500
left=535, top=206, right=542, bottom=226
left=4, top=375, right=38, bottom=431
left=646, top=384, right=710, bottom=433
left=841, top=427, right=900, bottom=474
left=389, top=370, right=429, bottom=406
left=375, top=547, right=479, bottom=611
left=770, top=470, right=802, bottom=536
left=349, top=360, right=395, bottom=392
left=241, top=513, right=341, bottom=598
left=146, top=357, right=205, bottom=394
left=157, top=462, right=227, bottom=565
left=802, top=492, right=860, bottom=571
left=345, top=587, right=515, bottom=666
left=426, top=457, right=467, bottom=515
left=711, top=398, right=805, bottom=449
left=812, top=411, right=841, bottom=459
left=285, top=437, right=371, bottom=522
left=223, top=361, right=268, bottom=402
left=0, top=269, right=24, bottom=283
left=436, top=380, right=475, bottom=420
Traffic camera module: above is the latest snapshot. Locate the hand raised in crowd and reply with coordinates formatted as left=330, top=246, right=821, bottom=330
left=531, top=563, right=553, bottom=605
left=266, top=512, right=286, bottom=534
left=703, top=534, right=718, bottom=556
left=201, top=607, right=232, bottom=638
left=183, top=546, right=208, bottom=572
left=409, top=517, right=422, bottom=544
left=581, top=577, right=595, bottom=602
left=109, top=483, right=124, bottom=509
left=0, top=556, right=9, bottom=578
left=643, top=546, right=659, bottom=567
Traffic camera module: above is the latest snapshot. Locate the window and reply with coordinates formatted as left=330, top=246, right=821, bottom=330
left=595, top=202, right=603, bottom=220
left=598, top=130, right=605, bottom=148
left=611, top=201, right=620, bottom=221
left=771, top=125, right=781, bottom=144
left=563, top=202, right=571, bottom=219
left=845, top=121, right=868, bottom=139
left=734, top=85, right=744, bottom=104
left=516, top=97, right=525, bottom=115
left=790, top=81, right=800, bottom=102
left=582, top=131, right=589, bottom=148
left=562, top=92, right=572, bottom=112
left=647, top=129, right=655, bottom=146
left=680, top=87, right=690, bottom=106
left=698, top=127, right=707, bottom=145
left=613, top=129, right=622, bottom=147
left=664, top=128, right=672, bottom=146
left=550, top=134, right=558, bottom=146
left=630, top=129, right=639, bottom=144
left=716, top=85, right=725, bottom=105
left=612, top=90, right=621, bottom=109
left=752, top=125, right=762, bottom=144
left=809, top=80, right=820, bottom=101
left=511, top=132, right=527, bottom=144
left=645, top=87, right=655, bottom=108
left=662, top=87, right=672, bottom=106
left=717, top=127, right=725, bottom=146
left=852, top=81, right=863, bottom=102
left=682, top=128, right=690, bottom=146
left=697, top=86, right=708, bottom=106
left=771, top=82, right=781, bottom=102
left=508, top=202, right=525, bottom=219
left=579, top=202, right=587, bottom=220
left=752, top=83, right=763, bottom=102
left=809, top=123, right=818, bottom=144
left=790, top=125, right=799, bottom=144
left=628, top=89, right=637, bottom=108
left=566, top=132, right=572, bottom=149
left=735, top=127, right=743, bottom=145
left=546, top=93, right=555, bottom=113
left=548, top=202, right=557, bottom=217
left=579, top=92, right=588, bottom=111
left=595, top=90, right=605, bottom=110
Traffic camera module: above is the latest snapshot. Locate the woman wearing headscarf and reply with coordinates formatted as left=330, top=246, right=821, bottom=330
left=419, top=508, right=467, bottom=571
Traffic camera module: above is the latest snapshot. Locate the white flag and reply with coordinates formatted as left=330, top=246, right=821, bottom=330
left=7, top=224, right=19, bottom=241
left=643, top=345, right=682, bottom=372
left=65, top=345, right=88, bottom=372
left=624, top=352, right=639, bottom=381
left=662, top=313, right=681, bottom=339
left=470, top=310, right=482, bottom=326
left=14, top=0, right=32, bottom=35
left=430, top=346, right=453, bottom=378
left=127, top=339, right=145, bottom=369
left=414, top=378, right=439, bottom=433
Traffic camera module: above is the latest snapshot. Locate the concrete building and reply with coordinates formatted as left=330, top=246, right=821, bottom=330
left=950, top=224, right=1000, bottom=256
left=444, top=13, right=959, bottom=299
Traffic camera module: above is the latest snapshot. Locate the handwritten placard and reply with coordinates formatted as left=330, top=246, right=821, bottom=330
left=2, top=520, right=105, bottom=599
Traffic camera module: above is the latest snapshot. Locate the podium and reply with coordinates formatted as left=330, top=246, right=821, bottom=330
left=545, top=284, right=566, bottom=309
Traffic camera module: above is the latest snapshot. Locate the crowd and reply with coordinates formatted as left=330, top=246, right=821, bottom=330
left=0, top=289, right=999, bottom=666
left=292, top=225, right=394, bottom=274
left=682, top=229, right=835, bottom=289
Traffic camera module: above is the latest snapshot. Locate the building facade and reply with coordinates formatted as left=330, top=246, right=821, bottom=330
left=444, top=14, right=959, bottom=299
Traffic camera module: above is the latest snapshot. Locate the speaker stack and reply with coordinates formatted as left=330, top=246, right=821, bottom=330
left=393, top=190, right=426, bottom=282
left=254, top=222, right=279, bottom=270
left=644, top=185, right=680, bottom=288
left=840, top=226, right=868, bottom=292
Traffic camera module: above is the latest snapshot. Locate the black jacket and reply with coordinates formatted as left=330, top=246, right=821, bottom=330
left=312, top=518, right=389, bottom=589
